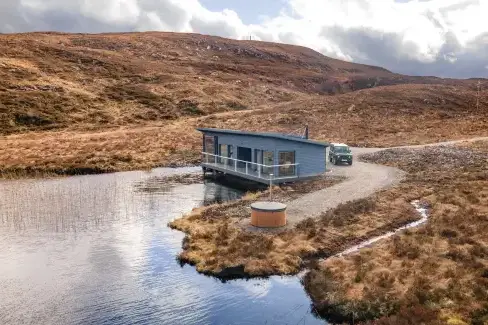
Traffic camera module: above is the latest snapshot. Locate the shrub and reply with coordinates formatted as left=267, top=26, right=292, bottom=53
left=440, top=228, right=458, bottom=238
left=321, top=198, right=376, bottom=227
left=470, top=244, right=488, bottom=258
left=296, top=217, right=315, bottom=230
left=392, top=236, right=421, bottom=259
left=471, top=305, right=488, bottom=325
left=366, top=305, right=441, bottom=325
left=177, top=99, right=205, bottom=115
left=296, top=217, right=318, bottom=238
left=226, top=101, right=247, bottom=110
left=376, top=270, right=396, bottom=289
left=406, top=276, right=434, bottom=305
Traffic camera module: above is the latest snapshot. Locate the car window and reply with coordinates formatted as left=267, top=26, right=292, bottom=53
left=335, top=146, right=351, bottom=153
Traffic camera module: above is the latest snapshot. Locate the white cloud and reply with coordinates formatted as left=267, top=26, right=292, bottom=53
left=189, top=8, right=246, bottom=38
left=0, top=0, right=487, bottom=78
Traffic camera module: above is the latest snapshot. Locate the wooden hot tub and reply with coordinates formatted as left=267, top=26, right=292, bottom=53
left=250, top=202, right=287, bottom=228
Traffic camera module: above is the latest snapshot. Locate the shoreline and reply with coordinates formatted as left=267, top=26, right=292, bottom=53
left=304, top=141, right=488, bottom=324
left=169, top=139, right=488, bottom=324
left=0, top=163, right=200, bottom=181
left=173, top=204, right=425, bottom=281
left=2, top=136, right=486, bottom=323
left=168, top=171, right=421, bottom=279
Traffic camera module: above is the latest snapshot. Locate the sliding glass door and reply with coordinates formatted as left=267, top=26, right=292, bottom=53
left=218, top=144, right=228, bottom=165
left=262, top=151, right=274, bottom=175
left=279, top=151, right=296, bottom=177
left=219, top=144, right=233, bottom=166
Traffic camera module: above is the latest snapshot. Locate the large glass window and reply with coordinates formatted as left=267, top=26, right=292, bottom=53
left=203, top=136, right=215, bottom=163
left=262, top=151, right=274, bottom=175
left=219, top=144, right=233, bottom=165
left=279, top=151, right=296, bottom=177
left=219, top=144, right=228, bottom=165
left=204, top=136, right=215, bottom=154
left=253, top=149, right=262, bottom=171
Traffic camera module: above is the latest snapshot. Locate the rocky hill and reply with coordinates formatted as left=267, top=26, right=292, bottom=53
left=0, top=31, right=479, bottom=135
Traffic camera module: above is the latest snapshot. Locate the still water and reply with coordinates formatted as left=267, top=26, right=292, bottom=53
left=0, top=168, right=323, bottom=325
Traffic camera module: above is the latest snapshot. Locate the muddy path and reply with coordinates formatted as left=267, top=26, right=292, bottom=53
left=286, top=137, right=488, bottom=225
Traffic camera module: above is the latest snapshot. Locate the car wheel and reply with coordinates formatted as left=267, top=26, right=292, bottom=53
left=332, top=157, right=337, bottom=165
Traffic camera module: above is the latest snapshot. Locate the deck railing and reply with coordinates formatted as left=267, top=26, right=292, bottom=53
left=201, top=152, right=299, bottom=180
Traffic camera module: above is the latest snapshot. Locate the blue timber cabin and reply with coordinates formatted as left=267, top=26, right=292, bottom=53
left=198, top=128, right=329, bottom=184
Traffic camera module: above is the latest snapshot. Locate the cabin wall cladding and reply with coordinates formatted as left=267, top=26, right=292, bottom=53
left=204, top=132, right=326, bottom=177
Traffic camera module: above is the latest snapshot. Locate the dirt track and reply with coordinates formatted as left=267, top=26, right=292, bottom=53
left=285, top=137, right=488, bottom=225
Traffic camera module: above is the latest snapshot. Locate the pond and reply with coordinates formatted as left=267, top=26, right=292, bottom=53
left=0, top=168, right=324, bottom=325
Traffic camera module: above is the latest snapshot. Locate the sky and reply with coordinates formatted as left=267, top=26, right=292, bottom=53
left=1, top=0, right=487, bottom=78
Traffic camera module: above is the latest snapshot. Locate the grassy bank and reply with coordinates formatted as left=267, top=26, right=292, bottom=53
left=0, top=121, right=201, bottom=179
left=304, top=141, right=488, bottom=324
left=169, top=173, right=421, bottom=279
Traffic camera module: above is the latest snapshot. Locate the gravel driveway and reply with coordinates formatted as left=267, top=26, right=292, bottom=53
left=285, top=137, right=488, bottom=225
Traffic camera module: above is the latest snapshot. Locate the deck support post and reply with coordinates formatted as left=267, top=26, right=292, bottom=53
left=246, top=162, right=248, bottom=175
left=269, top=174, right=273, bottom=201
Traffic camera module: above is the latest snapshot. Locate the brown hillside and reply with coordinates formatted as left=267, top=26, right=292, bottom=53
left=198, top=84, right=488, bottom=147
left=0, top=32, right=486, bottom=177
left=0, top=31, right=474, bottom=135
left=0, top=83, right=486, bottom=178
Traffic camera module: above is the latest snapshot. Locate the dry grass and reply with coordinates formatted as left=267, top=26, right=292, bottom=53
left=169, top=175, right=420, bottom=278
left=197, top=84, right=488, bottom=148
left=0, top=32, right=487, bottom=178
left=1, top=32, right=318, bottom=135
left=1, top=31, right=420, bottom=135
left=169, top=176, right=342, bottom=276
left=1, top=83, right=487, bottom=178
left=304, top=141, right=488, bottom=324
left=0, top=120, right=202, bottom=177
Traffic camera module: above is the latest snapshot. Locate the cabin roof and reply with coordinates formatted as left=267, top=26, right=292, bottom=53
left=197, top=128, right=329, bottom=147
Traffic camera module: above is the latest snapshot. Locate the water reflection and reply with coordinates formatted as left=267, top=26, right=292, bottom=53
left=0, top=168, right=323, bottom=325
left=133, top=176, right=244, bottom=206
left=202, top=179, right=244, bottom=205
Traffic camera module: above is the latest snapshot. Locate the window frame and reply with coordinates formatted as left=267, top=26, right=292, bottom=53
left=262, top=150, right=274, bottom=175
left=278, top=150, right=296, bottom=177
left=204, top=135, right=216, bottom=154
left=218, top=144, right=228, bottom=164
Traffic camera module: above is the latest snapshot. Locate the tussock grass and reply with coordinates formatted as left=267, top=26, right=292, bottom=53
left=0, top=121, right=202, bottom=178
left=305, top=141, right=488, bottom=324
left=169, top=175, right=419, bottom=278
left=1, top=33, right=487, bottom=178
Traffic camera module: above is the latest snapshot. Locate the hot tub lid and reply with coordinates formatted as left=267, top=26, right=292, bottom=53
left=251, top=201, right=287, bottom=212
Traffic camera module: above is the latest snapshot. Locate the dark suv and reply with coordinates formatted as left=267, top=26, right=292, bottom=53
left=329, top=143, right=353, bottom=165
